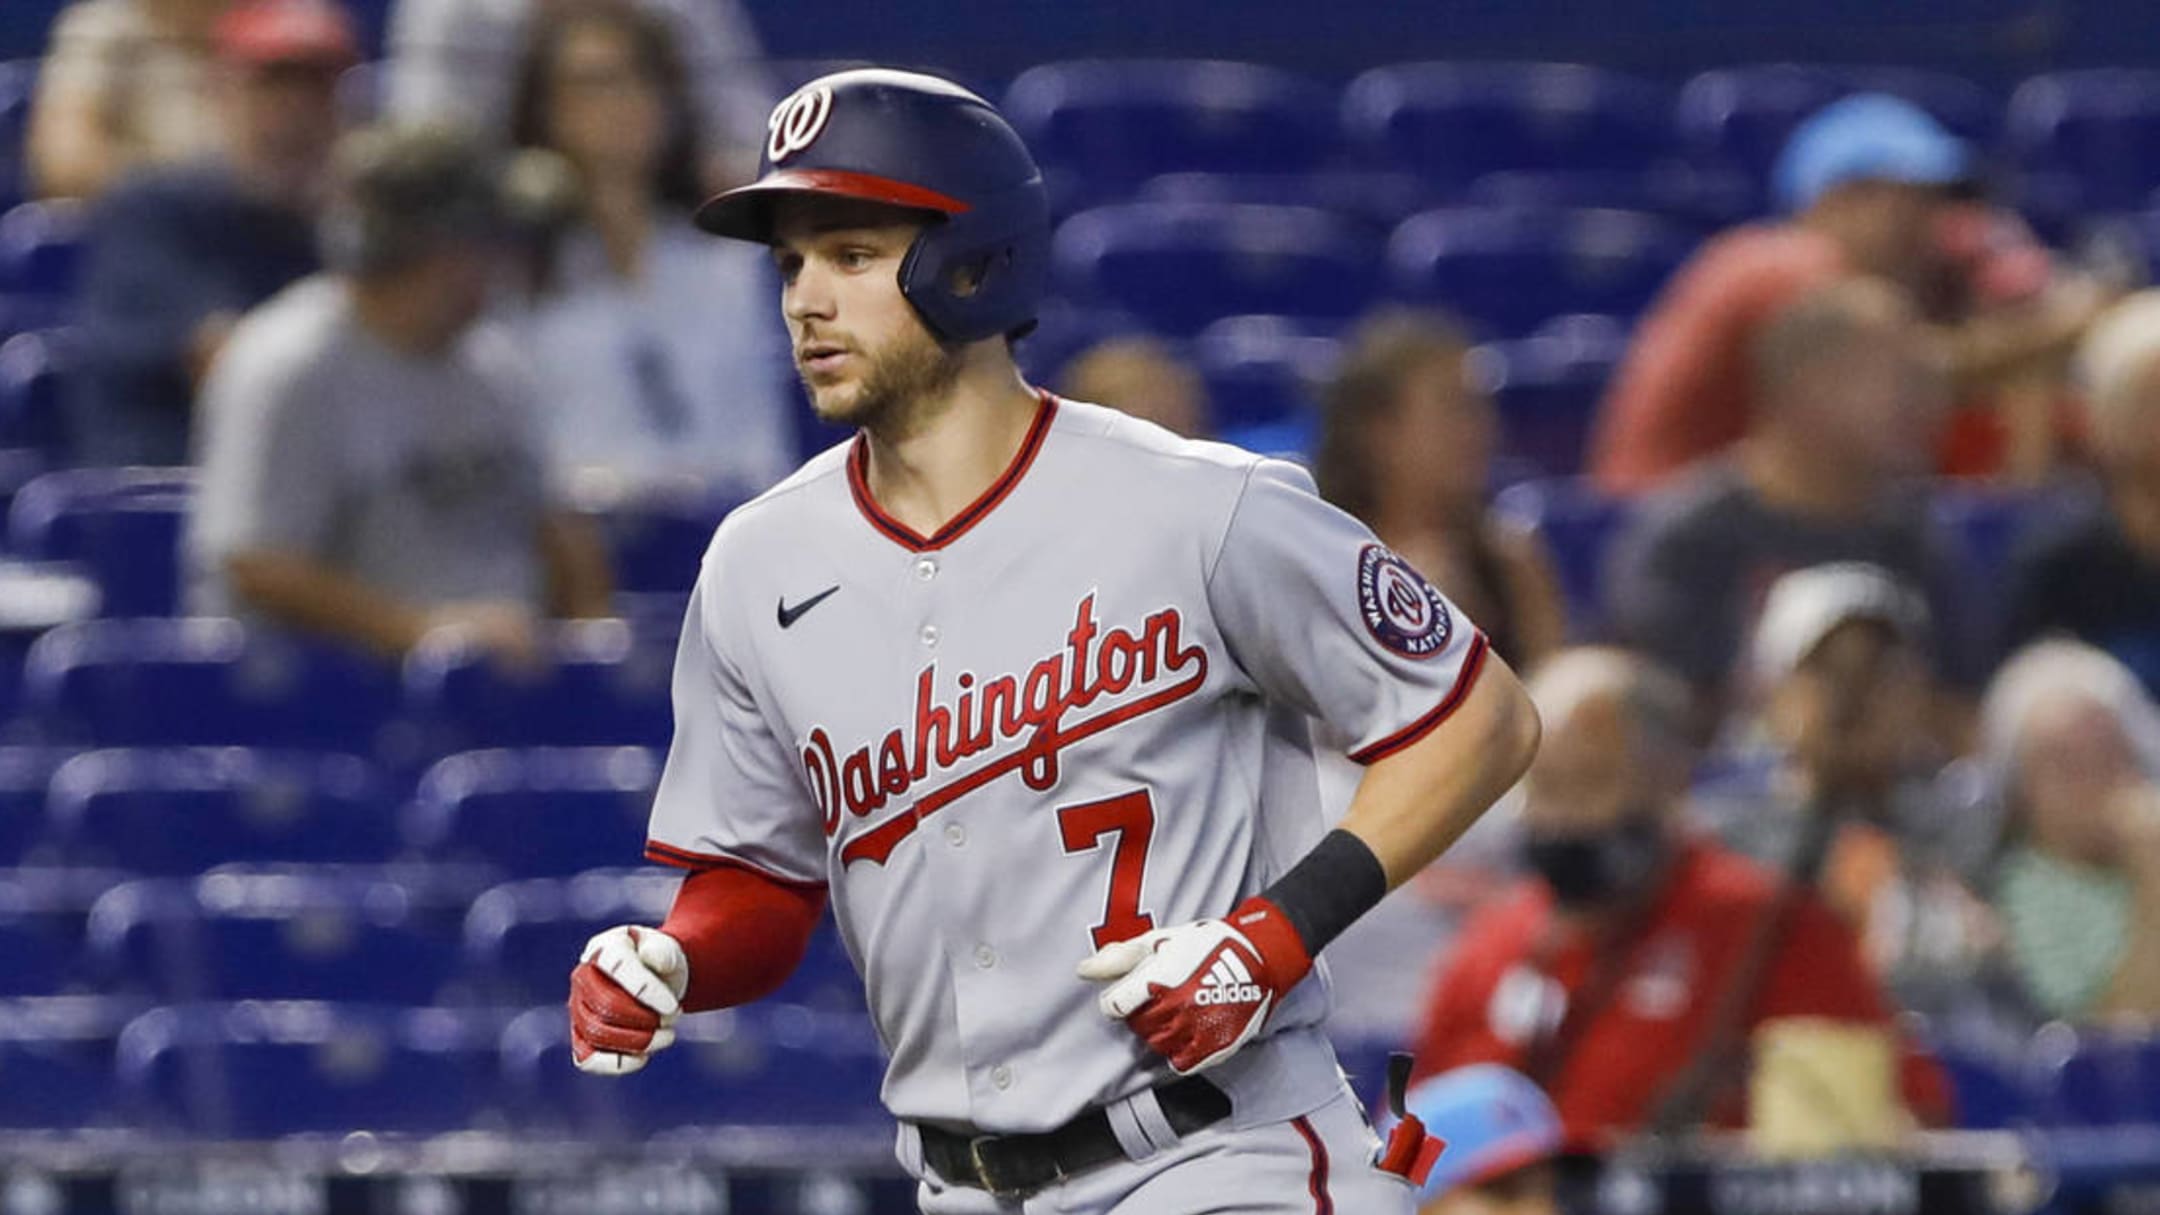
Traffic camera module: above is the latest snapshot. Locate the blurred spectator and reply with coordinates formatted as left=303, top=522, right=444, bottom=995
left=1058, top=336, right=1208, bottom=438
left=387, top=0, right=772, bottom=185
left=1697, top=564, right=2008, bottom=1023
left=1588, top=94, right=2109, bottom=496
left=26, top=0, right=232, bottom=199
left=1316, top=312, right=1566, bottom=672
left=185, top=123, right=611, bottom=664
left=1411, top=647, right=1946, bottom=1149
left=1980, top=640, right=2160, bottom=1021
left=1606, top=278, right=1974, bottom=718
left=2002, top=291, right=2160, bottom=697
left=1401, top=1065, right=1563, bottom=1215
left=68, top=0, right=355, bottom=467
left=504, top=0, right=790, bottom=500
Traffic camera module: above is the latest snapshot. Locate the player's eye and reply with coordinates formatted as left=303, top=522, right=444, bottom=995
left=839, top=247, right=877, bottom=271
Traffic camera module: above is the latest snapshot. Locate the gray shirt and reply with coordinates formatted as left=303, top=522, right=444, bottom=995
left=1605, top=460, right=1976, bottom=693
left=187, top=277, right=552, bottom=617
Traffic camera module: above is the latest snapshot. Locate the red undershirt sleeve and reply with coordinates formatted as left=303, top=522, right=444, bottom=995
left=659, top=865, right=830, bottom=1014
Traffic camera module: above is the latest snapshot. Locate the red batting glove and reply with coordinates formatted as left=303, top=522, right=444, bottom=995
left=567, top=925, right=688, bottom=1076
left=1077, top=896, right=1314, bottom=1074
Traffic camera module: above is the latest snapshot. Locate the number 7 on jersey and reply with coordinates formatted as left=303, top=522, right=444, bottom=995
left=1058, top=791, right=1158, bottom=951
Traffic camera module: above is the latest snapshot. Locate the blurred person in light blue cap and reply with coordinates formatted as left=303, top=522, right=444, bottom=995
left=1401, top=1065, right=1563, bottom=1215
left=1772, top=93, right=1971, bottom=215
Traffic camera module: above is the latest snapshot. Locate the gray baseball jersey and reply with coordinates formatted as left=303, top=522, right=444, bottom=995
left=644, top=394, right=1490, bottom=1138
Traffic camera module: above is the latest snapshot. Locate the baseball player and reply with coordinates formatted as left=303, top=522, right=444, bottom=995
left=566, top=69, right=1542, bottom=1213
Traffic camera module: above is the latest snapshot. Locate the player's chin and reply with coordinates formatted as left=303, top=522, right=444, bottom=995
left=804, top=378, right=871, bottom=426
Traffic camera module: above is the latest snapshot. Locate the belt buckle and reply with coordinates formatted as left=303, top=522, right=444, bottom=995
left=967, top=1132, right=1023, bottom=1193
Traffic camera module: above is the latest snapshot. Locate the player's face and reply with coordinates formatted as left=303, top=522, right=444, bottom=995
left=771, top=197, right=959, bottom=428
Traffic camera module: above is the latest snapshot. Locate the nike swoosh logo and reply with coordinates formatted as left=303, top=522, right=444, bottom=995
left=777, top=585, right=840, bottom=629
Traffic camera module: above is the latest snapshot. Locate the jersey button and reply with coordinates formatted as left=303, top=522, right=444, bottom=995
left=992, top=1065, right=1014, bottom=1091
left=914, top=557, right=938, bottom=582
left=944, top=823, right=966, bottom=847
left=920, top=624, right=939, bottom=647
left=973, top=944, right=997, bottom=969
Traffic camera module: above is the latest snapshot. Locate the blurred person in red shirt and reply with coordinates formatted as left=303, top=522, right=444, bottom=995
left=1589, top=94, right=2108, bottom=496
left=1410, top=647, right=1948, bottom=1151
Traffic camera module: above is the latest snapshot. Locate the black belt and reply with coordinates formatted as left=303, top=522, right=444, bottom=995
left=918, top=1075, right=1232, bottom=1198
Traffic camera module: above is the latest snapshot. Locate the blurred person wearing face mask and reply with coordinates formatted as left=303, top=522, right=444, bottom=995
left=1981, top=640, right=2160, bottom=1021
left=186, top=122, right=612, bottom=669
left=1589, top=94, right=2112, bottom=496
left=68, top=0, right=356, bottom=467
left=1058, top=336, right=1209, bottom=439
left=1316, top=311, right=1567, bottom=674
left=1410, top=648, right=1947, bottom=1149
left=503, top=1, right=792, bottom=500
left=1696, top=564, right=2009, bottom=1025
left=2003, top=292, right=2160, bottom=699
left=1608, top=278, right=1979, bottom=728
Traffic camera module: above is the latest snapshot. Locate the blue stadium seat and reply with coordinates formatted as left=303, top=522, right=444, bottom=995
left=87, top=872, right=464, bottom=1004
left=1013, top=300, right=1152, bottom=386
left=0, top=997, right=136, bottom=1129
left=587, top=489, right=737, bottom=596
left=7, top=466, right=192, bottom=617
left=2033, top=1025, right=2160, bottom=1127
left=46, top=748, right=399, bottom=874
left=465, top=869, right=860, bottom=1011
left=0, top=866, right=124, bottom=997
left=1386, top=207, right=1691, bottom=339
left=22, top=618, right=402, bottom=750
left=402, top=622, right=675, bottom=752
left=0, top=328, right=71, bottom=461
left=0, top=61, right=33, bottom=209
left=1004, top=60, right=1339, bottom=186
left=1342, top=63, right=1676, bottom=193
left=1491, top=477, right=1633, bottom=638
left=117, top=1002, right=505, bottom=1136
left=0, top=200, right=87, bottom=298
left=2007, top=71, right=2160, bottom=213
left=1138, top=171, right=1444, bottom=234
left=1477, top=322, right=1628, bottom=477
left=1464, top=166, right=1758, bottom=232
left=1054, top=203, right=1383, bottom=336
left=405, top=748, right=660, bottom=877
left=1679, top=65, right=2000, bottom=201
left=499, top=1002, right=886, bottom=1138
left=1933, top=1039, right=2039, bottom=1130
left=0, top=746, right=67, bottom=866
left=1930, top=482, right=2088, bottom=598
left=1191, top=314, right=1341, bottom=433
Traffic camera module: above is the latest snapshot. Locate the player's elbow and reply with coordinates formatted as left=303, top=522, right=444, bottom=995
left=1481, top=661, right=1542, bottom=788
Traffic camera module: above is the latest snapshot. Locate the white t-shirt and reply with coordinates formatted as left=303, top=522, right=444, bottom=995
left=513, top=219, right=793, bottom=498
left=187, top=276, right=553, bottom=617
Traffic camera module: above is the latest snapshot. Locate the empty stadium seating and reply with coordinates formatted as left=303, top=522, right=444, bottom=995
left=1005, top=60, right=1339, bottom=188
left=0, top=200, right=85, bottom=299
left=402, top=623, right=674, bottom=753
left=498, top=1002, right=886, bottom=1138
left=88, top=871, right=467, bottom=1005
left=1490, top=477, right=1634, bottom=638
left=8, top=465, right=192, bottom=617
left=116, top=1002, right=506, bottom=1136
left=44, top=748, right=399, bottom=873
left=0, top=327, right=69, bottom=461
left=0, top=996, right=136, bottom=1128
left=1191, top=314, right=1341, bottom=432
left=0, top=744, right=65, bottom=866
left=404, top=747, right=660, bottom=876
left=1053, top=202, right=1382, bottom=335
left=2007, top=70, right=2160, bottom=214
left=587, top=489, right=738, bottom=597
left=1478, top=318, right=1629, bottom=476
left=1343, top=62, right=1677, bottom=193
left=0, top=866, right=127, bottom=997
left=22, top=618, right=402, bottom=751
left=1386, top=206, right=1690, bottom=338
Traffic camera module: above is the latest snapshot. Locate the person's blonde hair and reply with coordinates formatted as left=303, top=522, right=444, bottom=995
left=2075, top=290, right=2160, bottom=461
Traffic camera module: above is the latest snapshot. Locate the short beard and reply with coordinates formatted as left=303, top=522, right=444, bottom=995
left=806, top=320, right=966, bottom=435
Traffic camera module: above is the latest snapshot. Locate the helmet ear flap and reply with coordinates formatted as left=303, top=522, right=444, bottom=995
left=898, top=186, right=1049, bottom=344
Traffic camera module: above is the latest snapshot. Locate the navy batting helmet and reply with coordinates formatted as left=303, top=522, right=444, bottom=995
left=696, top=69, right=1050, bottom=345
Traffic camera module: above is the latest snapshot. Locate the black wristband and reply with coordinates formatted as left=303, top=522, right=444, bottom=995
left=1258, top=829, right=1389, bottom=955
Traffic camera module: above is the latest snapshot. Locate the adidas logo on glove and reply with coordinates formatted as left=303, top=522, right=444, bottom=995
left=1192, top=951, right=1266, bottom=1006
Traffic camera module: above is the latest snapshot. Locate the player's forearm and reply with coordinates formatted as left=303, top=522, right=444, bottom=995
left=660, top=865, right=828, bottom=1013
left=1338, top=654, right=1541, bottom=887
left=223, top=550, right=430, bottom=658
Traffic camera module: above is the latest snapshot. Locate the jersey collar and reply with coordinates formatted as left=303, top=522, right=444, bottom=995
left=846, top=389, right=1059, bottom=552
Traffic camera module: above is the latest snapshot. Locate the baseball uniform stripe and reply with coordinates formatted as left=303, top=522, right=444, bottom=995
left=1291, top=1115, right=1334, bottom=1215
left=1346, top=630, right=1491, bottom=765
left=642, top=841, right=829, bottom=892
left=846, top=392, right=1058, bottom=551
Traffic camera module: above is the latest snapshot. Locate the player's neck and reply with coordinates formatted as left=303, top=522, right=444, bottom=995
left=859, top=355, right=1042, bottom=538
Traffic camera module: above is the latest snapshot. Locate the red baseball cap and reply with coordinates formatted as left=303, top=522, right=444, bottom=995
left=215, top=0, right=360, bottom=68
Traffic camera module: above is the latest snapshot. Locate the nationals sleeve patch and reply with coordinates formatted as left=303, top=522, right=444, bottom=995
left=1356, top=544, right=1452, bottom=658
